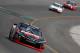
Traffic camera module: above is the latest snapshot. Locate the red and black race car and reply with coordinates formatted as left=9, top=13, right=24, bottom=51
left=9, top=23, right=46, bottom=48
left=63, top=0, right=77, bottom=10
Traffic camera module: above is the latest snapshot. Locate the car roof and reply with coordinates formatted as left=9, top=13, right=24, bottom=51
left=67, top=0, right=76, bottom=3
left=53, top=2, right=63, bottom=6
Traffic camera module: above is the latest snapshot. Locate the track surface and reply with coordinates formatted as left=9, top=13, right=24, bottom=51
left=0, top=0, right=80, bottom=17
left=1, top=5, right=80, bottom=17
left=0, top=0, right=80, bottom=53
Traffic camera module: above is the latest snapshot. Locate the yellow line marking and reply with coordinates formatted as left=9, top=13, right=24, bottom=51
left=30, top=19, right=38, bottom=25
left=45, top=45, right=59, bottom=53
left=30, top=18, right=59, bottom=53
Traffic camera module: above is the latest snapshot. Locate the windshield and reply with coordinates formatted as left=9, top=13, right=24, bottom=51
left=20, top=23, right=29, bottom=28
left=67, top=1, right=76, bottom=5
left=31, top=28, right=41, bottom=36
left=53, top=3, right=63, bottom=8
left=19, top=23, right=42, bottom=36
left=20, top=24, right=42, bottom=36
left=25, top=26, right=41, bottom=36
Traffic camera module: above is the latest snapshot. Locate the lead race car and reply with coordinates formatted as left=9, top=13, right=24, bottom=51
left=9, top=23, right=46, bottom=48
left=49, top=2, right=64, bottom=13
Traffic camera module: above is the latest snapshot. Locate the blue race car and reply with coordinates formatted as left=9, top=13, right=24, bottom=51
left=9, top=23, right=46, bottom=48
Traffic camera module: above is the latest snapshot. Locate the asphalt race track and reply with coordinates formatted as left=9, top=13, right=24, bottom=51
left=0, top=0, right=80, bottom=17
left=0, top=0, right=80, bottom=53
left=35, top=17, right=80, bottom=53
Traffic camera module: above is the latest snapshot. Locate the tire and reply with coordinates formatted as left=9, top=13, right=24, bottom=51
left=15, top=34, right=21, bottom=41
left=36, top=43, right=43, bottom=48
left=9, top=26, right=16, bottom=41
left=49, top=8, right=52, bottom=11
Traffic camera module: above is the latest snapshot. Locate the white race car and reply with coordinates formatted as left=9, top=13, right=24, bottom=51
left=49, top=2, right=64, bottom=13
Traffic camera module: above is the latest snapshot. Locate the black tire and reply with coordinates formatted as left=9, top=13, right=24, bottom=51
left=9, top=26, right=16, bottom=41
left=15, top=34, right=21, bottom=41
left=49, top=8, right=53, bottom=11
left=36, top=43, right=43, bottom=48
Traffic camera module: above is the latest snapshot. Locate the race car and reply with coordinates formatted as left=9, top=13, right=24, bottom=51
left=9, top=23, right=46, bottom=48
left=63, top=0, right=77, bottom=10
left=49, top=2, right=64, bottom=13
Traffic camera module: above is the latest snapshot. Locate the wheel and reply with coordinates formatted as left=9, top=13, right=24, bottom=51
left=36, top=43, right=44, bottom=48
left=9, top=25, right=16, bottom=41
left=15, top=34, right=21, bottom=41
left=49, top=8, right=52, bottom=11
left=39, top=44, right=44, bottom=49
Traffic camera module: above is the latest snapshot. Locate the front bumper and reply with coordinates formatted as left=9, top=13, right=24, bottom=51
left=20, top=37, right=46, bottom=45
